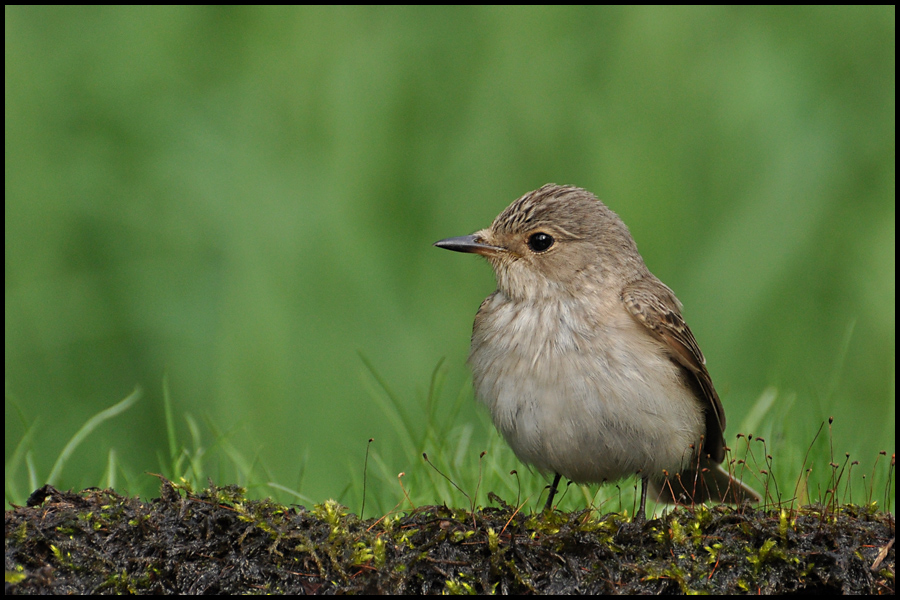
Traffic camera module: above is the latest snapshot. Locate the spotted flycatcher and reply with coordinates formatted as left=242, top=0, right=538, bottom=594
left=435, top=184, right=760, bottom=520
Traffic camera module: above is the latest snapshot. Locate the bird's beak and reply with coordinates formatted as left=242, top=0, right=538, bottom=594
left=433, top=232, right=504, bottom=257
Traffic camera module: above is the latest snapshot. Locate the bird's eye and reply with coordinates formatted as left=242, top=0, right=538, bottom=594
left=527, top=232, right=554, bottom=253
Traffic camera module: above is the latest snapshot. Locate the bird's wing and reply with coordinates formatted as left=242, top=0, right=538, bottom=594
left=621, top=276, right=726, bottom=463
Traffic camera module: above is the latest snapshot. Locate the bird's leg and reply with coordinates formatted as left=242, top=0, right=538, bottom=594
left=635, top=475, right=649, bottom=524
left=543, top=473, right=562, bottom=512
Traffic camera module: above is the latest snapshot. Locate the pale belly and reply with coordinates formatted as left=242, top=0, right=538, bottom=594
left=469, top=293, right=705, bottom=484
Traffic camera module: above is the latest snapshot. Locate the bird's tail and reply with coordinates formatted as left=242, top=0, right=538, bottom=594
left=647, top=460, right=761, bottom=505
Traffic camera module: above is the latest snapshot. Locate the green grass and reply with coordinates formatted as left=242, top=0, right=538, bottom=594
left=5, top=6, right=894, bottom=513
left=6, top=360, right=894, bottom=519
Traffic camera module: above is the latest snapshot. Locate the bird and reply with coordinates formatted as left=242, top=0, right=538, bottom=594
left=434, top=183, right=760, bottom=521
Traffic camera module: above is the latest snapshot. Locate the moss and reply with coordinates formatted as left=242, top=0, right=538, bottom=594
left=4, top=479, right=895, bottom=594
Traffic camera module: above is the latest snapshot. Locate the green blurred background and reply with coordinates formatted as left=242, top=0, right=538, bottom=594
left=6, top=6, right=894, bottom=512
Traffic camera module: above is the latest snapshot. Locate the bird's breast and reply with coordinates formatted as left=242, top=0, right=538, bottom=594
left=468, top=292, right=705, bottom=483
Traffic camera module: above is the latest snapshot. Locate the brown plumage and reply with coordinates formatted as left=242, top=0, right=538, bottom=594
left=435, top=184, right=759, bottom=520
